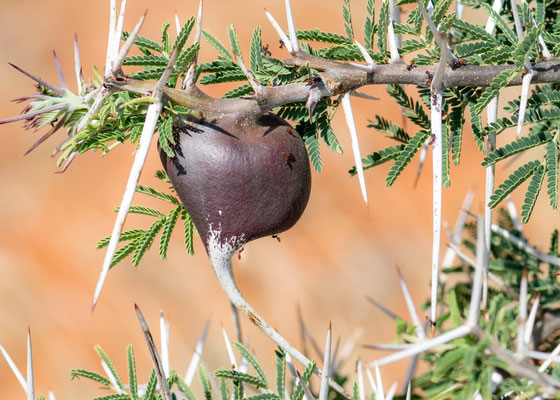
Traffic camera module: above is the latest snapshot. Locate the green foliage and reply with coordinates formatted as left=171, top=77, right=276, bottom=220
left=250, top=27, right=264, bottom=73
left=488, top=160, right=541, bottom=209
left=97, top=170, right=196, bottom=266
left=521, top=163, right=545, bottom=223
left=481, top=131, right=553, bottom=167
left=363, top=0, right=376, bottom=49
left=473, top=69, right=520, bottom=115
left=546, top=139, right=559, bottom=209
left=386, top=130, right=431, bottom=186
left=341, top=0, right=354, bottom=39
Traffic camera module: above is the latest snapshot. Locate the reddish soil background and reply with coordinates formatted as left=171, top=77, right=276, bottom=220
left=0, top=1, right=557, bottom=398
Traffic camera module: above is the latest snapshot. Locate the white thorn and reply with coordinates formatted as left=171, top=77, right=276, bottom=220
left=0, top=344, right=26, bottom=392
left=105, top=0, right=118, bottom=78
left=112, top=13, right=146, bottom=76
left=112, top=0, right=128, bottom=63
left=386, top=382, right=398, bottom=400
left=284, top=0, right=299, bottom=53
left=73, top=34, right=83, bottom=96
left=485, top=0, right=504, bottom=35
left=516, top=269, right=528, bottom=356
left=101, top=360, right=121, bottom=392
left=265, top=10, right=294, bottom=54
left=175, top=13, right=181, bottom=35
left=442, top=190, right=475, bottom=268
left=430, top=90, right=443, bottom=323
left=341, top=92, right=368, bottom=205
left=160, top=311, right=170, bottom=378
left=373, top=325, right=472, bottom=367
left=524, top=295, right=540, bottom=346
left=384, top=0, right=401, bottom=62
left=318, top=325, right=332, bottom=400
left=374, top=361, right=384, bottom=400
left=48, top=391, right=56, bottom=400
left=516, top=70, right=533, bottom=136
left=185, top=319, right=211, bottom=385
left=469, top=216, right=486, bottom=326
left=354, top=40, right=375, bottom=71
left=538, top=344, right=560, bottom=372
left=222, top=325, right=238, bottom=369
left=506, top=196, right=524, bottom=233
left=27, top=330, right=35, bottom=400
left=396, top=267, right=425, bottom=339
left=365, top=364, right=378, bottom=395
left=350, top=91, right=379, bottom=101
left=357, top=360, right=365, bottom=400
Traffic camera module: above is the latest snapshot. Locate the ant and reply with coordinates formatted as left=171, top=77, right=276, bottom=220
left=285, top=153, right=296, bottom=169
left=432, top=94, right=438, bottom=106
left=272, top=234, right=281, bottom=243
left=263, top=44, right=271, bottom=57
left=279, top=39, right=285, bottom=49
left=425, top=315, right=437, bottom=328
left=237, top=246, right=245, bottom=260
left=428, top=133, right=437, bottom=145
left=425, top=71, right=433, bottom=85
left=198, top=111, right=206, bottom=123
left=305, top=76, right=322, bottom=87
left=406, top=60, right=416, bottom=71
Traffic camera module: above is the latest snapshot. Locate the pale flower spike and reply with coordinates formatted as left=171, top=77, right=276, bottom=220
left=341, top=92, right=368, bottom=205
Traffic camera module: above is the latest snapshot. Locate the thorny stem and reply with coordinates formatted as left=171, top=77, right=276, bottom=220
left=208, top=250, right=350, bottom=399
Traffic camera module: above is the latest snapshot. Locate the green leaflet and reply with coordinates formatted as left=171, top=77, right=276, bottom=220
left=227, top=25, right=242, bottom=60
left=161, top=22, right=171, bottom=53
left=431, top=0, right=453, bottom=27
left=202, top=30, right=232, bottom=60
left=451, top=19, right=497, bottom=43
left=275, top=349, right=286, bottom=397
left=513, top=24, right=544, bottom=66
left=369, top=115, right=410, bottom=143
left=224, top=84, right=254, bottom=99
left=442, top=125, right=451, bottom=188
left=127, top=345, right=138, bottom=400
left=386, top=130, right=430, bottom=186
left=342, top=0, right=354, bottom=39
left=159, top=207, right=181, bottom=259
left=521, top=163, right=545, bottom=223
left=142, top=370, right=157, bottom=400
left=200, top=366, right=213, bottom=400
left=250, top=27, right=264, bottom=72
left=183, top=209, right=195, bottom=255
left=95, top=346, right=124, bottom=390
left=200, top=71, right=248, bottom=85
left=386, top=84, right=430, bottom=130
left=131, top=220, right=164, bottom=266
left=349, top=145, right=405, bottom=175
left=158, top=115, right=175, bottom=158
left=377, top=0, right=389, bottom=57
left=473, top=69, right=519, bottom=115
left=70, top=369, right=111, bottom=388
left=449, top=99, right=466, bottom=165
left=233, top=342, right=268, bottom=387
left=123, top=55, right=168, bottom=67
left=297, top=29, right=351, bottom=44
left=482, top=131, right=552, bottom=166
left=305, top=130, right=322, bottom=173
left=546, top=139, right=559, bottom=209
left=214, top=369, right=266, bottom=387
left=488, top=160, right=541, bottom=209
left=174, top=17, right=196, bottom=51
left=292, top=360, right=315, bottom=400
left=93, top=395, right=131, bottom=400
left=175, top=42, right=202, bottom=74
left=364, top=0, right=376, bottom=48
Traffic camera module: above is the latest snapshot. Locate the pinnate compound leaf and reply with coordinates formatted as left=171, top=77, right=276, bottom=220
left=521, top=163, right=545, bottom=223
left=202, top=30, right=232, bottom=60
left=70, top=369, right=111, bottom=388
left=363, top=0, right=376, bottom=48
left=546, top=140, right=559, bottom=209
left=349, top=145, right=405, bottom=175
left=488, top=160, right=541, bottom=209
left=127, top=345, right=138, bottom=400
left=174, top=17, right=196, bottom=51
left=233, top=342, right=268, bottom=387
left=132, top=220, right=164, bottom=266
left=474, top=69, right=519, bottom=115
left=250, top=27, right=264, bottom=72
left=159, top=207, right=181, bottom=259
left=95, top=345, right=124, bottom=390
left=482, top=131, right=553, bottom=167
left=143, top=369, right=157, bottom=400
left=386, top=130, right=430, bottom=186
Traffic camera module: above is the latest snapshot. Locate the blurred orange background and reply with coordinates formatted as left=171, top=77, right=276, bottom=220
left=0, top=0, right=557, bottom=398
